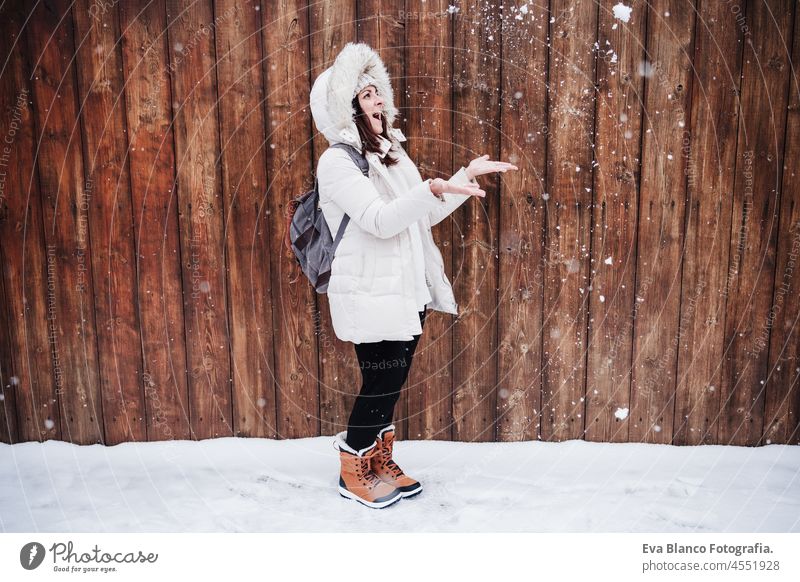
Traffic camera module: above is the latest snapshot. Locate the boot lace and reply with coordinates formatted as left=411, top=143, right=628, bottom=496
left=355, top=453, right=382, bottom=489
left=379, top=443, right=404, bottom=478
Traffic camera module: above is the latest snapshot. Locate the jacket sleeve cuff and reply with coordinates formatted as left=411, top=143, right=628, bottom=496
left=425, top=167, right=475, bottom=228
left=450, top=166, right=477, bottom=186
left=413, top=178, right=448, bottom=205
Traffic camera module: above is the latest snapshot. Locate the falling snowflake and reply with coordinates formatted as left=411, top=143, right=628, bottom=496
left=638, top=60, right=655, bottom=78
left=612, top=3, right=633, bottom=23
left=614, top=407, right=629, bottom=420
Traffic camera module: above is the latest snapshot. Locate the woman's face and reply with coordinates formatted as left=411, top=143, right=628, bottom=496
left=357, top=85, right=384, bottom=135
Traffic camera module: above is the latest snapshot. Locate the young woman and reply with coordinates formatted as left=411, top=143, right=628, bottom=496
left=309, top=42, right=517, bottom=508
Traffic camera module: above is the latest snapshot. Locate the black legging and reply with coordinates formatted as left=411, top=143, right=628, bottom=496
left=345, top=308, right=427, bottom=451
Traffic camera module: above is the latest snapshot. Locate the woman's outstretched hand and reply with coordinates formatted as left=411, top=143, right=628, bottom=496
left=465, top=154, right=519, bottom=181
left=428, top=155, right=517, bottom=199
left=430, top=178, right=486, bottom=198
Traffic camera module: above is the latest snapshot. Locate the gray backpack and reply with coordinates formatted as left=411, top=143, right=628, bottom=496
left=284, top=142, right=369, bottom=293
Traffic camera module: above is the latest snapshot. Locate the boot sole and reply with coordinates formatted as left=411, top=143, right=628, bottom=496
left=338, top=486, right=402, bottom=509
left=399, top=484, right=422, bottom=498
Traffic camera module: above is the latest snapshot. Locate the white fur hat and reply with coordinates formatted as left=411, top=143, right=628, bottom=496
left=309, top=42, right=402, bottom=150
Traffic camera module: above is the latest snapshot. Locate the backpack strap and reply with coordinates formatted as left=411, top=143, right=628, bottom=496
left=329, top=142, right=370, bottom=177
left=326, top=142, right=370, bottom=244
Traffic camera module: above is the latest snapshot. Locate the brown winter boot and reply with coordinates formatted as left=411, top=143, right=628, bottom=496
left=335, top=431, right=402, bottom=509
left=372, top=424, right=422, bottom=498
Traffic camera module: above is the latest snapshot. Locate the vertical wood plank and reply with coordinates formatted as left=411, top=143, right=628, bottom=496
left=118, top=0, right=192, bottom=441
left=357, top=0, right=409, bottom=440
left=451, top=0, right=503, bottom=443
left=0, top=1, right=61, bottom=443
left=496, top=2, right=549, bottom=441
left=719, top=0, right=794, bottom=446
left=404, top=0, right=456, bottom=441
left=628, top=0, right=695, bottom=444
left=0, top=268, right=19, bottom=443
left=0, top=3, right=20, bottom=443
left=672, top=0, right=745, bottom=445
left=762, top=5, right=800, bottom=446
left=72, top=1, right=147, bottom=444
left=264, top=0, right=319, bottom=438
left=310, top=1, right=357, bottom=438
left=214, top=0, right=278, bottom=438
left=165, top=0, right=233, bottom=439
left=26, top=0, right=105, bottom=444
left=540, top=0, right=597, bottom=442
left=584, top=0, right=646, bottom=443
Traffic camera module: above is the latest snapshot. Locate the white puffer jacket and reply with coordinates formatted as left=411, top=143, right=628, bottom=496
left=310, top=43, right=477, bottom=343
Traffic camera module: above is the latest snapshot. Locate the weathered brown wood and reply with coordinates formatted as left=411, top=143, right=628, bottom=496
left=404, top=0, right=457, bottom=442
left=719, top=0, right=794, bottom=446
left=584, top=0, right=646, bottom=443
left=264, top=0, right=320, bottom=438
left=673, top=0, right=744, bottom=445
left=165, top=0, right=233, bottom=439
left=310, top=1, right=357, bottom=439
left=213, top=0, right=277, bottom=438
left=628, top=0, right=695, bottom=444
left=26, top=0, right=105, bottom=444
left=72, top=1, right=147, bottom=445
left=0, top=268, right=19, bottom=443
left=4, top=0, right=800, bottom=446
left=0, top=6, right=19, bottom=441
left=0, top=1, right=60, bottom=443
left=357, top=0, right=409, bottom=440
left=540, top=0, right=597, bottom=442
left=117, top=0, right=192, bottom=441
left=496, top=3, right=549, bottom=441
left=762, top=6, right=800, bottom=446
left=451, top=0, right=503, bottom=443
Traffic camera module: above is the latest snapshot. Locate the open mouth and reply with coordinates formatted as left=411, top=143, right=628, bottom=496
left=371, top=112, right=382, bottom=121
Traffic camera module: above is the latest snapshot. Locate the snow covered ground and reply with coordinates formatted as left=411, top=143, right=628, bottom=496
left=1, top=436, right=798, bottom=532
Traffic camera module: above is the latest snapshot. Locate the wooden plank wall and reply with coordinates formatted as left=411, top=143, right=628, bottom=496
left=0, top=4, right=57, bottom=443
left=1, top=0, right=798, bottom=446
left=404, top=0, right=457, bottom=442
left=118, top=1, right=192, bottom=442
left=629, top=0, right=696, bottom=444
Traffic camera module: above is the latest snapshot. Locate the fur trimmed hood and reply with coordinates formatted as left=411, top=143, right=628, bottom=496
left=310, top=42, right=404, bottom=151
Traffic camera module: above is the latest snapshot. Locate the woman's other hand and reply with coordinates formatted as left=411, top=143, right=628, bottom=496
left=465, top=154, right=519, bottom=181
left=429, top=178, right=486, bottom=198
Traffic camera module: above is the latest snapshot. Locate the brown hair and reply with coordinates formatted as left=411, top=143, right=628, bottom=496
left=351, top=96, right=399, bottom=167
